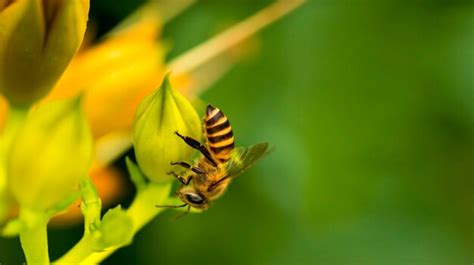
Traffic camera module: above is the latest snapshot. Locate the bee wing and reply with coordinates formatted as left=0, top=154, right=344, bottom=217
left=207, top=143, right=270, bottom=192
left=224, top=142, right=271, bottom=178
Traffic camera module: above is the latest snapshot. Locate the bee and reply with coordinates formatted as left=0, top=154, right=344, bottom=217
left=159, top=104, right=270, bottom=214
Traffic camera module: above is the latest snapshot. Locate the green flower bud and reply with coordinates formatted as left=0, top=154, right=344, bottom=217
left=132, top=74, right=201, bottom=182
left=7, top=97, right=93, bottom=211
left=0, top=0, right=90, bottom=106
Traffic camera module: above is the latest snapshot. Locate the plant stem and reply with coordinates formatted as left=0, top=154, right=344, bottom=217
left=155, top=0, right=196, bottom=24
left=55, top=182, right=171, bottom=264
left=82, top=182, right=171, bottom=263
left=169, top=0, right=305, bottom=75
left=19, top=208, right=50, bottom=265
left=54, top=234, right=96, bottom=264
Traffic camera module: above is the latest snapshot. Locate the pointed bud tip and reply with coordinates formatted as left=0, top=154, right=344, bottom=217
left=71, top=93, right=85, bottom=107
left=155, top=72, right=173, bottom=98
left=162, top=72, right=172, bottom=87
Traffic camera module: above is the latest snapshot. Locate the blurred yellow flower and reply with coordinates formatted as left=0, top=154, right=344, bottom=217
left=44, top=5, right=166, bottom=139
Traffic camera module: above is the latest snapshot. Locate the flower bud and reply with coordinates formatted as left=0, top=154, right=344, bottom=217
left=0, top=0, right=89, bottom=106
left=7, top=97, right=93, bottom=211
left=132, top=74, right=201, bottom=182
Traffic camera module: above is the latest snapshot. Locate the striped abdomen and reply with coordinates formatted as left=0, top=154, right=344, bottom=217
left=205, top=105, right=235, bottom=163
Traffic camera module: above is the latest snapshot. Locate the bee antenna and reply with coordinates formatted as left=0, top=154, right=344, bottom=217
left=155, top=203, right=188, bottom=208
left=173, top=205, right=191, bottom=220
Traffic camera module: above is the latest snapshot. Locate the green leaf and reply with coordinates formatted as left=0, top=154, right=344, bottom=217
left=79, top=178, right=102, bottom=233
left=126, top=156, right=147, bottom=192
left=96, top=206, right=134, bottom=249
left=1, top=218, right=24, bottom=237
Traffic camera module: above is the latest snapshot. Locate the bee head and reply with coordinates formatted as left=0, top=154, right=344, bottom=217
left=176, top=187, right=209, bottom=210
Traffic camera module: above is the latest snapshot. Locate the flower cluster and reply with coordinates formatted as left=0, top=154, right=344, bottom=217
left=0, top=0, right=303, bottom=264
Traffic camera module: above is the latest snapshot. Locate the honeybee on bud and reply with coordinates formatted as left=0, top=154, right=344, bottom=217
left=158, top=105, right=269, bottom=214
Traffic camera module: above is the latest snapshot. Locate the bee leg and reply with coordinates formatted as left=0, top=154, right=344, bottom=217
left=180, top=175, right=193, bottom=185
left=208, top=176, right=231, bottom=191
left=191, top=167, right=205, bottom=174
left=170, top=161, right=192, bottom=168
left=167, top=171, right=193, bottom=185
left=170, top=161, right=205, bottom=174
left=174, top=131, right=218, bottom=166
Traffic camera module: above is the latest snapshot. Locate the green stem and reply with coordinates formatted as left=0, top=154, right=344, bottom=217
left=55, top=182, right=171, bottom=264
left=53, top=179, right=101, bottom=264
left=54, top=234, right=96, bottom=264
left=83, top=182, right=171, bottom=263
left=127, top=182, right=172, bottom=232
left=18, top=208, right=50, bottom=265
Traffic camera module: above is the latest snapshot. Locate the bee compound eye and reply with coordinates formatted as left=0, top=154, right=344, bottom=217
left=185, top=193, right=205, bottom=204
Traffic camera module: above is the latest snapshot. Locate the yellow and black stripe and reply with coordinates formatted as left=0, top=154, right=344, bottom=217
left=205, top=105, right=235, bottom=162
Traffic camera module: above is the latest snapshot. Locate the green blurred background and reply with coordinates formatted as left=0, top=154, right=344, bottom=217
left=1, top=0, right=473, bottom=264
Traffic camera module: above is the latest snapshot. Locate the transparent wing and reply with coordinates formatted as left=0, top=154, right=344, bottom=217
left=224, top=142, right=271, bottom=177
left=207, top=143, right=270, bottom=192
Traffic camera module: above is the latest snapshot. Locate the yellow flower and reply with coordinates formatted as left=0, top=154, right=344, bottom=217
left=43, top=3, right=166, bottom=139
left=0, top=0, right=89, bottom=106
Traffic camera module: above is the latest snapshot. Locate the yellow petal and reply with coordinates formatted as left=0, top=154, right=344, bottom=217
left=42, top=2, right=167, bottom=138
